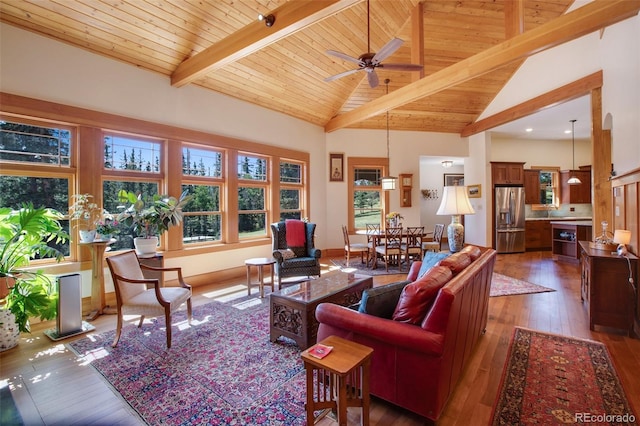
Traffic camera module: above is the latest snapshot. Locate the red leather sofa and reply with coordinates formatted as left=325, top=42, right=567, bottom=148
left=315, top=245, right=497, bottom=421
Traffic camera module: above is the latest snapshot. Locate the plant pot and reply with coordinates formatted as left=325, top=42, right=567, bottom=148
left=0, top=310, right=20, bottom=352
left=79, top=229, right=97, bottom=243
left=134, top=236, right=159, bottom=256
left=96, top=233, right=112, bottom=241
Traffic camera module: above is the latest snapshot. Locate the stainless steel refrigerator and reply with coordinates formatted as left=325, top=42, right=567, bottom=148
left=495, top=186, right=525, bottom=253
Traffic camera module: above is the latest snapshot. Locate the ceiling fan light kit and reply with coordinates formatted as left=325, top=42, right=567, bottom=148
left=324, top=0, right=423, bottom=88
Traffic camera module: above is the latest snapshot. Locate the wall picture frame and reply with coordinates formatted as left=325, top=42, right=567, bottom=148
left=444, top=173, right=464, bottom=186
left=329, top=153, right=344, bottom=182
left=467, top=184, right=481, bottom=198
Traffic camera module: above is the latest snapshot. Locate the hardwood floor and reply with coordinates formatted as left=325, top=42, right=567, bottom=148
left=1, top=251, right=638, bottom=425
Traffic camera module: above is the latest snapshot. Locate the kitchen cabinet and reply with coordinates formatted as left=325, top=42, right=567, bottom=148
left=525, top=220, right=552, bottom=250
left=560, top=170, right=591, bottom=204
left=580, top=241, right=637, bottom=335
left=491, top=162, right=525, bottom=185
left=524, top=169, right=541, bottom=204
left=551, top=221, right=592, bottom=263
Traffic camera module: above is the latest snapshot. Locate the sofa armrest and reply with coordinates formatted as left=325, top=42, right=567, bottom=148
left=316, top=303, right=444, bottom=356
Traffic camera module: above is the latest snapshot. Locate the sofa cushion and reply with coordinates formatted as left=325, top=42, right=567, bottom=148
left=417, top=251, right=451, bottom=279
left=358, top=280, right=412, bottom=319
left=438, top=252, right=471, bottom=275
left=460, top=245, right=482, bottom=261
left=391, top=266, right=453, bottom=325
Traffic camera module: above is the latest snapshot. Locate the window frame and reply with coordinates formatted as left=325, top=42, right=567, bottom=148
left=530, top=166, right=561, bottom=210
left=347, top=157, right=390, bottom=233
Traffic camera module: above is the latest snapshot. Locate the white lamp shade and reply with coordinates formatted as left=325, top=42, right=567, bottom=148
left=436, top=186, right=475, bottom=216
left=613, top=229, right=631, bottom=245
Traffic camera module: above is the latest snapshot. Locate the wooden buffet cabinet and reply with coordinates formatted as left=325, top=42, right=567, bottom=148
left=579, top=242, right=638, bottom=336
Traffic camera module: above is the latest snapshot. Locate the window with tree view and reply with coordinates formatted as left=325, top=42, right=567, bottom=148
left=181, top=146, right=223, bottom=244
left=280, top=161, right=303, bottom=220
left=238, top=154, right=267, bottom=238
left=353, top=167, right=383, bottom=229
left=0, top=119, right=72, bottom=258
left=102, top=133, right=162, bottom=251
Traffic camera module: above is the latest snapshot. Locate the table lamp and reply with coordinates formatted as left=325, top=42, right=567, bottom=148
left=436, top=186, right=475, bottom=252
left=613, top=229, right=631, bottom=256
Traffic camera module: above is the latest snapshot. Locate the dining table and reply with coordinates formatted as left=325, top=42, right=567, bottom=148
left=356, top=227, right=429, bottom=269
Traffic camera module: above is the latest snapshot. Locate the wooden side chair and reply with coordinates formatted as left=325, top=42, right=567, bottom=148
left=365, top=223, right=382, bottom=267
left=404, top=226, right=425, bottom=265
left=106, top=250, right=192, bottom=349
left=422, top=223, right=445, bottom=256
left=374, top=226, right=403, bottom=272
left=342, top=225, right=369, bottom=267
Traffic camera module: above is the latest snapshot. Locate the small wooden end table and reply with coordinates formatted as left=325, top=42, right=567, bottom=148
left=245, top=257, right=276, bottom=298
left=80, top=238, right=117, bottom=320
left=301, top=335, right=373, bottom=426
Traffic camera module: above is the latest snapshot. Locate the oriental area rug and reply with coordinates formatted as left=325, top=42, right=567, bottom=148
left=489, top=273, right=555, bottom=297
left=491, top=327, right=637, bottom=426
left=69, top=297, right=307, bottom=425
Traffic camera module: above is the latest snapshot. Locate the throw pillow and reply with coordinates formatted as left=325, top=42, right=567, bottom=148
left=276, top=249, right=295, bottom=260
left=358, top=280, right=412, bottom=319
left=460, top=245, right=482, bottom=261
left=417, top=251, right=451, bottom=279
left=391, top=266, right=453, bottom=325
left=438, top=252, right=471, bottom=275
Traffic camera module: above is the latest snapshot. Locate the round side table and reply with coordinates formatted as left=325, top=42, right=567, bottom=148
left=245, top=257, right=276, bottom=298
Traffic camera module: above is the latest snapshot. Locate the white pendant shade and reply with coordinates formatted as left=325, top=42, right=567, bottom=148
left=567, top=176, right=582, bottom=185
left=381, top=176, right=397, bottom=190
left=436, top=186, right=475, bottom=215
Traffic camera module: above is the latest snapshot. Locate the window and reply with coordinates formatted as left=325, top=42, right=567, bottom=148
left=532, top=167, right=560, bottom=208
left=280, top=161, right=303, bottom=220
left=0, top=118, right=73, bottom=259
left=181, top=145, right=223, bottom=244
left=102, top=133, right=163, bottom=251
left=348, top=158, right=387, bottom=231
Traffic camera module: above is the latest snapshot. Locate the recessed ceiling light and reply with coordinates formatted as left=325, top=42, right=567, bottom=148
left=525, top=128, right=533, bottom=132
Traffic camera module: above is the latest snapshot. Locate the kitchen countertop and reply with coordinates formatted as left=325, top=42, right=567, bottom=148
left=525, top=216, right=591, bottom=221
left=549, top=220, right=593, bottom=226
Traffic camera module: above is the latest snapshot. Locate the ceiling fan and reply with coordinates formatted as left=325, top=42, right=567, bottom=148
left=324, top=0, right=423, bottom=88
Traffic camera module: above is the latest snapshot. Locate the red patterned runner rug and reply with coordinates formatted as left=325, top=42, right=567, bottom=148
left=490, top=273, right=555, bottom=297
left=491, top=327, right=637, bottom=425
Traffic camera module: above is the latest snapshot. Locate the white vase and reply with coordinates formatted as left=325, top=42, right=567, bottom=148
left=134, top=236, right=159, bottom=256
left=0, top=310, right=20, bottom=352
left=79, top=229, right=97, bottom=243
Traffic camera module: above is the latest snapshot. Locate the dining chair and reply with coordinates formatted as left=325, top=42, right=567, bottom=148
left=404, top=226, right=425, bottom=265
left=106, top=250, right=192, bottom=349
left=342, top=225, right=369, bottom=267
left=365, top=223, right=382, bottom=267
left=422, top=223, right=445, bottom=256
left=374, top=226, right=403, bottom=272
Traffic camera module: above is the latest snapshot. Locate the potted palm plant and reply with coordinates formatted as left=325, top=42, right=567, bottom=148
left=0, top=204, right=68, bottom=351
left=116, top=190, right=192, bottom=255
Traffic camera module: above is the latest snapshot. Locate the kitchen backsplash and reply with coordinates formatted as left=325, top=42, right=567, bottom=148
left=525, top=204, right=593, bottom=219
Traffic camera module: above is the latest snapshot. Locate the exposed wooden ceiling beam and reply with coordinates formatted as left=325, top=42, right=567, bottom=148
left=324, top=0, right=640, bottom=133
left=461, top=71, right=603, bottom=137
left=504, top=0, right=525, bottom=39
left=171, top=0, right=362, bottom=88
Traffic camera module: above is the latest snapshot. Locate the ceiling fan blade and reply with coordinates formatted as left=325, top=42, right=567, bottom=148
left=379, top=63, right=424, bottom=71
left=324, top=68, right=363, bottom=83
left=326, top=50, right=364, bottom=66
left=367, top=70, right=379, bottom=88
left=372, top=38, right=404, bottom=64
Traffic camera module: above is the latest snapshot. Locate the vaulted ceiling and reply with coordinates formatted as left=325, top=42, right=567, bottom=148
left=1, top=1, right=638, bottom=134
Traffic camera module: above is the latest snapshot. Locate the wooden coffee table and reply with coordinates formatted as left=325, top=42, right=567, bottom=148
left=269, top=270, right=373, bottom=349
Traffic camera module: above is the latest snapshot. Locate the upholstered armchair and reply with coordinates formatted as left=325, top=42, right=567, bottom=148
left=271, top=220, right=321, bottom=286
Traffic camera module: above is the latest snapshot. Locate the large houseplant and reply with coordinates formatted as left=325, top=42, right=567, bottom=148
left=0, top=204, right=68, bottom=350
left=116, top=190, right=192, bottom=255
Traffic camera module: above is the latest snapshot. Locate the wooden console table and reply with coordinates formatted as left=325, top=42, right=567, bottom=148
left=579, top=241, right=638, bottom=336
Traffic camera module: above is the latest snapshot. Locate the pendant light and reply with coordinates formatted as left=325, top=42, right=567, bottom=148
left=567, top=119, right=582, bottom=185
left=381, top=79, right=397, bottom=190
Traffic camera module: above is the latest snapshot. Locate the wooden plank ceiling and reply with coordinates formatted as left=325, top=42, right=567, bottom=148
left=0, top=0, right=581, bottom=133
